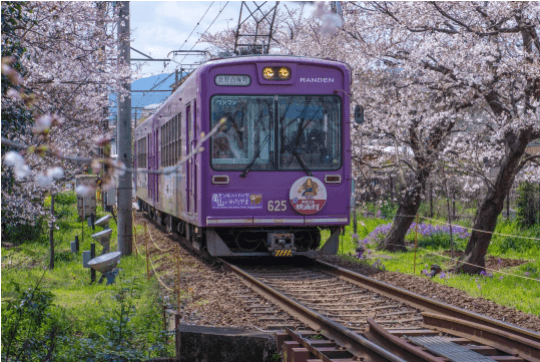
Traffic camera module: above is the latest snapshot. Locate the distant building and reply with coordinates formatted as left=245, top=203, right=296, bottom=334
left=526, top=138, right=540, bottom=155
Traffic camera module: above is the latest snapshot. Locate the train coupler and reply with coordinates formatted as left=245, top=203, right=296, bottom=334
left=267, top=233, right=295, bottom=257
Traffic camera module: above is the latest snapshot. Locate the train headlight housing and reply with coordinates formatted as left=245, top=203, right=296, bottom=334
left=278, top=67, right=291, bottom=80
left=263, top=67, right=275, bottom=80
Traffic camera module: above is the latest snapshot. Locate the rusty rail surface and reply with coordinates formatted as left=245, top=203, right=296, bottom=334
left=422, top=312, right=540, bottom=362
left=220, top=259, right=407, bottom=362
left=314, top=259, right=540, bottom=344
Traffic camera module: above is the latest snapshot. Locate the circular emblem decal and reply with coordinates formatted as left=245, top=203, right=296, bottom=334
left=289, top=176, right=327, bottom=215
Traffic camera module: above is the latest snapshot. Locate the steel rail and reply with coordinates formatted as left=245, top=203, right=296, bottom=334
left=422, top=312, right=540, bottom=362
left=314, top=259, right=540, bottom=343
left=220, top=259, right=407, bottom=362
left=365, top=318, right=444, bottom=362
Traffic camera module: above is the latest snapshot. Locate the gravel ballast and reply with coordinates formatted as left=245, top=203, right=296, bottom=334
left=135, top=214, right=540, bottom=334
left=318, top=255, right=540, bottom=333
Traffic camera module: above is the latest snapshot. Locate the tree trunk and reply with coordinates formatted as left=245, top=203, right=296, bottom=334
left=456, top=130, right=533, bottom=274
left=382, top=167, right=429, bottom=251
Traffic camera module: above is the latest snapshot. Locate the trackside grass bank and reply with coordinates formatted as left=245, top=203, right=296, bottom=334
left=327, top=214, right=540, bottom=316
left=1, top=191, right=173, bottom=360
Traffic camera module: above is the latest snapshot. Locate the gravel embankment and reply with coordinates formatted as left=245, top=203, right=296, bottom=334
left=318, top=255, right=540, bottom=333
left=135, top=214, right=276, bottom=329
left=135, top=214, right=540, bottom=334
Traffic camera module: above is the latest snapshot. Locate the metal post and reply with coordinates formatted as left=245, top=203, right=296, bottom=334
left=49, top=193, right=55, bottom=270
left=506, top=191, right=510, bottom=220
left=117, top=1, right=132, bottom=255
left=414, top=214, right=419, bottom=274
left=176, top=243, right=181, bottom=307
left=452, top=189, right=456, bottom=220
left=132, top=210, right=138, bottom=256
left=90, top=243, right=96, bottom=283
left=429, top=182, right=433, bottom=218
left=145, top=223, right=150, bottom=281
left=75, top=235, right=80, bottom=253
left=442, top=165, right=454, bottom=258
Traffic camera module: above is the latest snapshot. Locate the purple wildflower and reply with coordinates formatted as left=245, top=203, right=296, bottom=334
left=525, top=272, right=531, bottom=277
left=477, top=284, right=482, bottom=290
left=479, top=270, right=493, bottom=278
left=499, top=276, right=504, bottom=280
left=498, top=258, right=502, bottom=265
left=356, top=251, right=364, bottom=259
left=421, top=269, right=429, bottom=276
left=439, top=272, right=446, bottom=279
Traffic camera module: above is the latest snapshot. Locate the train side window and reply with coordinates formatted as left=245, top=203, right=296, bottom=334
left=168, top=120, right=171, bottom=166
left=166, top=122, right=169, bottom=166
left=166, top=121, right=170, bottom=166
left=143, top=138, right=146, bottom=168
left=176, top=113, right=182, bottom=160
left=172, top=117, right=176, bottom=164
left=160, top=125, right=163, bottom=167
left=168, top=121, right=171, bottom=166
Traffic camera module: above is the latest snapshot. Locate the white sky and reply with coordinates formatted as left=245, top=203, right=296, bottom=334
left=130, top=1, right=311, bottom=79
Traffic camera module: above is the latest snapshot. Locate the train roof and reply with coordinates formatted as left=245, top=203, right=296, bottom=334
left=198, top=54, right=351, bottom=72
left=134, top=55, right=351, bottom=138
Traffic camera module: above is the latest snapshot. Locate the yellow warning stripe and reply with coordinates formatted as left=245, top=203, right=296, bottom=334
left=274, top=250, right=293, bottom=257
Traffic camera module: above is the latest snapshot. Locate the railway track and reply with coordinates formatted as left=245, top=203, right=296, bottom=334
left=222, top=257, right=540, bottom=362
left=140, top=214, right=540, bottom=361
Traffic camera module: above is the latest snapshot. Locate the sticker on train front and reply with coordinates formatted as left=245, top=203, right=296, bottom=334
left=273, top=250, right=293, bottom=257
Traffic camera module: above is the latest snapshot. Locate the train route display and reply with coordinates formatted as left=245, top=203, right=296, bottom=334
left=211, top=193, right=263, bottom=209
left=289, top=176, right=327, bottom=215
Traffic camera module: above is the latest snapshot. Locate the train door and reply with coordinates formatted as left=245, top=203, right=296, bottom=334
left=186, top=104, right=191, bottom=213
left=154, top=128, right=159, bottom=203
left=147, top=133, right=152, bottom=201
left=191, top=100, right=198, bottom=214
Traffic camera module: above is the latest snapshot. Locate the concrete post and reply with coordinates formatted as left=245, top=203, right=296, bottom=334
left=117, top=1, right=132, bottom=255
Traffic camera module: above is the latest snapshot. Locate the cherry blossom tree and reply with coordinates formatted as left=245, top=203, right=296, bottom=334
left=1, top=2, right=130, bottom=235
left=206, top=2, right=540, bottom=272
left=359, top=1, right=540, bottom=272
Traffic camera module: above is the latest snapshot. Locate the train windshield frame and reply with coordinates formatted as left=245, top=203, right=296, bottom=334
left=210, top=95, right=342, bottom=171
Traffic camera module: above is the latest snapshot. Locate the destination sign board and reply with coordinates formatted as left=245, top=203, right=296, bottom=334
left=215, top=75, right=251, bottom=86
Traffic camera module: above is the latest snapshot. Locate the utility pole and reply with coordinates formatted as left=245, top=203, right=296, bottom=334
left=117, top=1, right=132, bottom=255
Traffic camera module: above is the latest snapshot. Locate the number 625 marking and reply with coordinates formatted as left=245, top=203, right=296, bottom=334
left=268, top=200, right=287, bottom=212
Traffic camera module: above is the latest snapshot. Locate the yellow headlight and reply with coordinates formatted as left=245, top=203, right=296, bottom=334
left=278, top=67, right=290, bottom=79
left=263, top=67, right=275, bottom=80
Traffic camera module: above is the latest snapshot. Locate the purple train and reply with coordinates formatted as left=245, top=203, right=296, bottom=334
left=134, top=55, right=352, bottom=257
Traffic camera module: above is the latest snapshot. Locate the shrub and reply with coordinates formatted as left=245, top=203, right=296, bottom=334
left=1, top=281, right=170, bottom=362
left=54, top=191, right=77, bottom=206
left=1, top=280, right=72, bottom=362
left=360, top=221, right=470, bottom=250
left=516, top=182, right=540, bottom=228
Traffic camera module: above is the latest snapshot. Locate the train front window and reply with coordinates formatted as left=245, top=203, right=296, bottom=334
left=211, top=96, right=275, bottom=171
left=211, top=95, right=341, bottom=171
left=278, top=96, right=341, bottom=170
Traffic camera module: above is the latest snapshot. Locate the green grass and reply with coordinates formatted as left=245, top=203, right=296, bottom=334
left=334, top=212, right=540, bottom=316
left=1, top=191, right=173, bottom=355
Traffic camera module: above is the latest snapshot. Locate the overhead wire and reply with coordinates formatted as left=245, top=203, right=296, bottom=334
left=134, top=1, right=216, bottom=108
left=177, top=1, right=230, bottom=66
left=176, top=2, right=215, bottom=53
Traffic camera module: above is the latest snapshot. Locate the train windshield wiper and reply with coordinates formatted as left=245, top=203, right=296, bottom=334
left=240, top=135, right=269, bottom=178
left=286, top=143, right=313, bottom=176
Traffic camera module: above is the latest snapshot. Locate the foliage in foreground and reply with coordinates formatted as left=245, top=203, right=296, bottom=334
left=1, top=193, right=171, bottom=361
left=1, top=279, right=168, bottom=362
